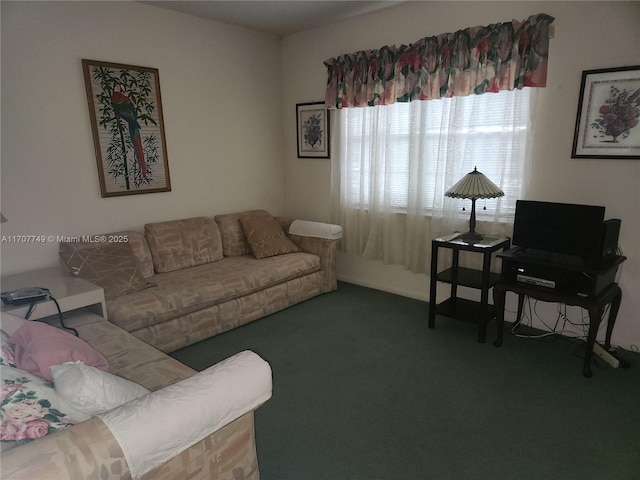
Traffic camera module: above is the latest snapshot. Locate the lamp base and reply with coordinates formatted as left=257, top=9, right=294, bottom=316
left=460, top=231, right=484, bottom=241
left=461, top=198, right=483, bottom=242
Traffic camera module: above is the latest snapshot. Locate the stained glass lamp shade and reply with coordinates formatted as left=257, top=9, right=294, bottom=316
left=444, top=167, right=504, bottom=240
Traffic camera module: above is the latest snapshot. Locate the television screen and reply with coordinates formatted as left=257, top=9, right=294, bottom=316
left=512, top=200, right=605, bottom=260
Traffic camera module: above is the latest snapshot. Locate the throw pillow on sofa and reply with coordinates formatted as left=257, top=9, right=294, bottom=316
left=239, top=215, right=301, bottom=259
left=59, top=241, right=152, bottom=299
left=9, top=322, right=110, bottom=381
left=0, top=364, right=91, bottom=446
left=51, top=361, right=149, bottom=416
left=214, top=209, right=272, bottom=256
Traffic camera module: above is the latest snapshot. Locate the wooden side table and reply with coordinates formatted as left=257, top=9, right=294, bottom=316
left=429, top=234, right=511, bottom=342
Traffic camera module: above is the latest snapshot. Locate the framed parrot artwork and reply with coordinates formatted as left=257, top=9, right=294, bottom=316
left=82, top=60, right=171, bottom=197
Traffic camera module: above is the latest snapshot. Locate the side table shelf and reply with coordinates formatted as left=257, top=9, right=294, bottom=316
left=436, top=267, right=502, bottom=289
left=429, top=234, right=510, bottom=343
left=435, top=298, right=497, bottom=326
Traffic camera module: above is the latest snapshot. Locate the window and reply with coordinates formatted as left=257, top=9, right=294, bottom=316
left=338, top=88, right=535, bottom=222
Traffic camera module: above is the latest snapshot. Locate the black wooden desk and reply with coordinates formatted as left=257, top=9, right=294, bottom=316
left=493, top=253, right=626, bottom=377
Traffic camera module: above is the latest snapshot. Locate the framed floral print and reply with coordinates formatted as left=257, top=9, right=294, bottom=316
left=296, top=102, right=330, bottom=158
left=82, top=59, right=172, bottom=197
left=572, top=65, right=640, bottom=159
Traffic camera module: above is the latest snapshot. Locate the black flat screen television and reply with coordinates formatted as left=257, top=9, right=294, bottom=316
left=512, top=200, right=606, bottom=261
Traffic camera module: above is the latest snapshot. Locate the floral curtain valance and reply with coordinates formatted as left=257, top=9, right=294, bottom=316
left=324, top=13, right=554, bottom=109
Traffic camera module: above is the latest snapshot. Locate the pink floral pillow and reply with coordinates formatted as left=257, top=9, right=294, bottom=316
left=1, top=364, right=90, bottom=446
left=9, top=322, right=109, bottom=381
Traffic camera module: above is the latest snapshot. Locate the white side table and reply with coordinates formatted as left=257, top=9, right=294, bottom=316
left=1, top=267, right=107, bottom=321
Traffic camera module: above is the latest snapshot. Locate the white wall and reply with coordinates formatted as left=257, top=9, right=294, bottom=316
left=2, top=1, right=639, bottom=350
left=281, top=1, right=640, bottom=349
left=1, top=1, right=284, bottom=274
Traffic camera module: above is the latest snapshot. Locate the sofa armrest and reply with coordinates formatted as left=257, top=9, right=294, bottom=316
left=98, top=350, right=272, bottom=479
left=0, top=351, right=271, bottom=480
left=275, top=217, right=341, bottom=292
left=287, top=223, right=342, bottom=294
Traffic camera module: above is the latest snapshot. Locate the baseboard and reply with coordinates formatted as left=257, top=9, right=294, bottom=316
left=336, top=274, right=429, bottom=302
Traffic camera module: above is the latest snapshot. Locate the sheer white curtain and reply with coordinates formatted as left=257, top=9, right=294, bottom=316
left=330, top=88, right=538, bottom=273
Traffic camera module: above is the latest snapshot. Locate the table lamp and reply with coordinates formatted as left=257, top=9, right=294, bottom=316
left=444, top=167, right=504, bottom=241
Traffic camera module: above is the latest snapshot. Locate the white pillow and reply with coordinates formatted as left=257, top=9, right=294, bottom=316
left=51, top=361, right=150, bottom=416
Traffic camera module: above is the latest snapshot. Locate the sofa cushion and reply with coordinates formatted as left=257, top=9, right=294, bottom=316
left=1, top=312, right=28, bottom=337
left=66, top=313, right=195, bottom=392
left=107, top=252, right=320, bottom=333
left=112, top=231, right=155, bottom=279
left=239, top=215, right=301, bottom=259
left=214, top=210, right=271, bottom=257
left=59, top=241, right=152, bottom=300
left=145, top=217, right=223, bottom=273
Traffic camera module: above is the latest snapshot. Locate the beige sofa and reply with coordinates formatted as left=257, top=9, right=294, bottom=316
left=59, top=210, right=342, bottom=353
left=1, top=311, right=272, bottom=479
left=1, top=210, right=342, bottom=478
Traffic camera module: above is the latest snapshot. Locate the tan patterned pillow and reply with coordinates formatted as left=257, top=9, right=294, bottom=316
left=59, top=242, right=151, bottom=300
left=214, top=210, right=271, bottom=256
left=239, top=215, right=300, bottom=259
left=145, top=217, right=223, bottom=273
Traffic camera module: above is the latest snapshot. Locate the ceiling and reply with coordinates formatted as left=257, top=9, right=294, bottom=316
left=142, top=1, right=403, bottom=37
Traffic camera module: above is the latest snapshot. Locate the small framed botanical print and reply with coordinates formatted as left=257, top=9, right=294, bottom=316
left=572, top=65, right=640, bottom=159
left=296, top=102, right=330, bottom=158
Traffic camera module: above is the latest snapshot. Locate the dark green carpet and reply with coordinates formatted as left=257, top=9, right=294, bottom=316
left=171, top=282, right=640, bottom=480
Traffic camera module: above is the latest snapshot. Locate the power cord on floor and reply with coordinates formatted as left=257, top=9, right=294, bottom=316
left=509, top=296, right=560, bottom=340
left=507, top=295, right=634, bottom=369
